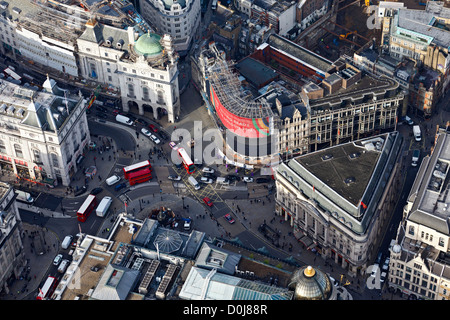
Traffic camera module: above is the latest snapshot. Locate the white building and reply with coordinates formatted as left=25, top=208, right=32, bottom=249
left=389, top=131, right=450, bottom=300
left=0, top=0, right=80, bottom=77
left=0, top=182, right=25, bottom=296
left=0, top=77, right=90, bottom=186
left=139, top=0, right=201, bottom=55
left=77, top=19, right=180, bottom=122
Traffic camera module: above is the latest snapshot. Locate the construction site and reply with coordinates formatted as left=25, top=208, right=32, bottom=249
left=295, top=0, right=383, bottom=61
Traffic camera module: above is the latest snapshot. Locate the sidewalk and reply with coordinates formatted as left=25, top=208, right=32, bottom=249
left=2, top=223, right=60, bottom=300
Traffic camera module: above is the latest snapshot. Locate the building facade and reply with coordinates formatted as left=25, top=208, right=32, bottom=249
left=139, top=0, right=201, bottom=55
left=275, top=132, right=403, bottom=276
left=0, top=77, right=90, bottom=186
left=0, top=182, right=25, bottom=295
left=388, top=131, right=450, bottom=300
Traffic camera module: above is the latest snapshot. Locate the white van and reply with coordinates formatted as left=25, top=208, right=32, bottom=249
left=58, top=259, right=69, bottom=273
left=188, top=176, right=201, bottom=190
left=216, top=177, right=229, bottom=185
left=61, top=235, right=73, bottom=250
left=15, top=190, right=34, bottom=203
left=96, top=196, right=112, bottom=217
left=115, top=114, right=133, bottom=126
left=106, top=175, right=121, bottom=186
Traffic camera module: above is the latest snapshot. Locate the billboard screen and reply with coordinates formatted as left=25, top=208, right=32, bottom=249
left=209, top=85, right=272, bottom=139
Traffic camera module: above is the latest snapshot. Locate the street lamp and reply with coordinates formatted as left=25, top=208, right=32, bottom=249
left=182, top=196, right=185, bottom=209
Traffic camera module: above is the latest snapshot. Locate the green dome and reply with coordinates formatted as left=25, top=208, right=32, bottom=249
left=134, top=33, right=163, bottom=57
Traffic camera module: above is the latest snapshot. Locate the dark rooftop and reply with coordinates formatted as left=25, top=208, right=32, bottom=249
left=267, top=34, right=333, bottom=74
left=294, top=140, right=381, bottom=206
left=235, top=57, right=279, bottom=88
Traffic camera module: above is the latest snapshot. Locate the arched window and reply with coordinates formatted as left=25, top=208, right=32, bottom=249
left=33, top=149, right=41, bottom=164
left=142, top=86, right=150, bottom=101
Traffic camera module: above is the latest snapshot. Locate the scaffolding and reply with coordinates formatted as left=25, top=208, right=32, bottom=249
left=207, top=58, right=274, bottom=120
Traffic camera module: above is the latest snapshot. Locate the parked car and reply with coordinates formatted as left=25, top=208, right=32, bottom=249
left=90, top=187, right=103, bottom=195
left=96, top=106, right=107, bottom=113
left=256, top=177, right=270, bottom=184
left=141, top=128, right=152, bottom=137
left=224, top=213, right=235, bottom=224
left=125, top=113, right=137, bottom=121
left=243, top=177, right=254, bottom=183
left=96, top=112, right=107, bottom=119
left=74, top=185, right=87, bottom=196
left=148, top=124, right=158, bottom=133
left=150, top=134, right=161, bottom=144
left=382, top=257, right=390, bottom=271
left=202, top=173, right=216, bottom=181
left=168, top=175, right=181, bottom=181
left=135, top=118, right=149, bottom=126
left=226, top=174, right=240, bottom=182
left=203, top=197, right=213, bottom=207
left=53, top=254, right=63, bottom=266
left=202, top=167, right=215, bottom=174
left=169, top=141, right=179, bottom=150
left=200, top=177, right=213, bottom=184
left=114, top=182, right=126, bottom=191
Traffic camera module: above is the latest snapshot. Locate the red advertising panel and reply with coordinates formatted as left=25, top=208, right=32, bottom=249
left=210, top=85, right=271, bottom=139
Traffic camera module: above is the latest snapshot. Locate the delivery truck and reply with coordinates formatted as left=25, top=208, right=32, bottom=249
left=15, top=190, right=34, bottom=203
left=96, top=196, right=112, bottom=217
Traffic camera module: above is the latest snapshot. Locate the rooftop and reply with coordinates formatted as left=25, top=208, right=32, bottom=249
left=407, top=132, right=450, bottom=235
left=235, top=57, right=279, bottom=89
left=267, top=34, right=333, bottom=75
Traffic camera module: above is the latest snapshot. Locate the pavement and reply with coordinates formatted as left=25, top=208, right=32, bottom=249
left=3, top=82, right=449, bottom=300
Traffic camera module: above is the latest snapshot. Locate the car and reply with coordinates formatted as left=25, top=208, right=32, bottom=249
left=74, top=185, right=87, bottom=196
left=403, top=115, right=414, bottom=126
left=141, top=128, right=152, bottom=137
left=380, top=271, right=387, bottom=284
left=125, top=113, right=136, bottom=121
left=202, top=167, right=215, bottom=174
left=202, top=173, right=216, bottom=180
left=168, top=175, right=181, bottom=181
left=243, top=176, right=254, bottom=183
left=90, top=187, right=103, bottom=195
left=224, top=213, right=235, bottom=224
left=382, top=257, right=390, bottom=271
left=256, top=177, right=270, bottom=184
left=96, top=112, right=107, bottom=119
left=136, top=118, right=149, bottom=126
left=90, top=265, right=102, bottom=272
left=226, top=174, right=240, bottom=182
left=370, top=264, right=380, bottom=278
left=148, top=124, right=158, bottom=133
left=203, top=197, right=213, bottom=207
left=169, top=141, right=179, bottom=150
left=96, top=106, right=107, bottom=113
left=112, top=109, right=120, bottom=115
left=200, top=177, right=213, bottom=184
left=115, top=182, right=126, bottom=191
left=53, top=254, right=63, bottom=266
left=150, top=134, right=161, bottom=144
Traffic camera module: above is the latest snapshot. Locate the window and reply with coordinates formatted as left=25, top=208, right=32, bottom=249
left=128, top=84, right=135, bottom=98
left=14, top=144, right=23, bottom=158
left=33, top=149, right=41, bottom=164
left=142, top=86, right=150, bottom=101
left=409, top=225, right=415, bottom=236
left=0, top=140, right=6, bottom=154
left=439, top=237, right=445, bottom=247
left=51, top=153, right=60, bottom=168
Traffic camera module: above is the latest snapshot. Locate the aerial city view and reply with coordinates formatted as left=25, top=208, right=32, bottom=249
left=0, top=0, right=448, bottom=306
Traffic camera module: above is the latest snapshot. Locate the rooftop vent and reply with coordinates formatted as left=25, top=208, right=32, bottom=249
left=348, top=152, right=361, bottom=159
left=344, top=176, right=356, bottom=185
left=321, top=154, right=333, bottom=161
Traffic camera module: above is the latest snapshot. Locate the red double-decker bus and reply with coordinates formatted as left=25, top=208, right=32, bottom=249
left=128, top=167, right=152, bottom=185
left=123, top=160, right=152, bottom=179
left=36, top=276, right=58, bottom=300
left=77, top=194, right=97, bottom=222
left=178, top=148, right=195, bottom=174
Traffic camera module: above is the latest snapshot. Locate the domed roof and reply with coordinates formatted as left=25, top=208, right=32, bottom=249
left=134, top=32, right=163, bottom=57
left=289, top=266, right=333, bottom=300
